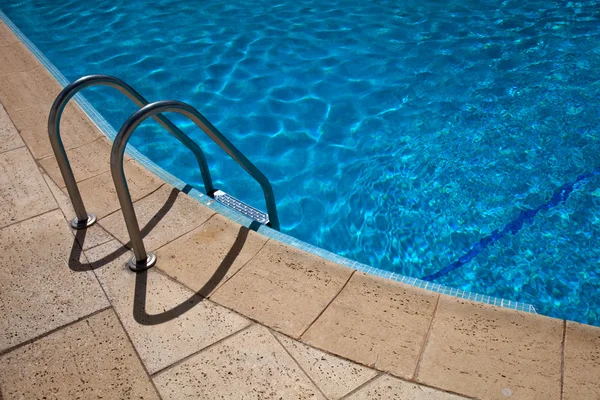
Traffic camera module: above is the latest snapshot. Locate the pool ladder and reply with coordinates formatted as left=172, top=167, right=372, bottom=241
left=49, top=74, right=280, bottom=271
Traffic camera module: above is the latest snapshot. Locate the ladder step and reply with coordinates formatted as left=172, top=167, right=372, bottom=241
left=213, top=190, right=269, bottom=225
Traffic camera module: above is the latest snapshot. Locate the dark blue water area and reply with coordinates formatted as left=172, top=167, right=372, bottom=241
left=2, top=0, right=600, bottom=324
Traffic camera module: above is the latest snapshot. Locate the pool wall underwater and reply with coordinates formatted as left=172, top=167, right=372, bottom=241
left=0, top=9, right=539, bottom=315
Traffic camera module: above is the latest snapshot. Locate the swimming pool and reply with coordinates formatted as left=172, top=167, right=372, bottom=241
left=2, top=0, right=599, bottom=325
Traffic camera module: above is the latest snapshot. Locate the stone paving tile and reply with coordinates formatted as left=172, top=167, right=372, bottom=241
left=563, top=321, right=600, bottom=400
left=73, top=159, right=164, bottom=220
left=346, top=375, right=468, bottom=400
left=38, top=136, right=112, bottom=188
left=0, top=22, right=19, bottom=47
left=86, top=240, right=250, bottom=374
left=0, top=66, right=61, bottom=113
left=0, top=41, right=39, bottom=75
left=275, top=333, right=378, bottom=399
left=153, top=324, right=326, bottom=399
left=0, top=210, right=109, bottom=352
left=0, top=147, right=56, bottom=228
left=211, top=240, right=354, bottom=338
left=10, top=103, right=103, bottom=159
left=156, top=213, right=268, bottom=296
left=0, top=103, right=24, bottom=154
left=42, top=173, right=114, bottom=250
left=0, top=309, right=160, bottom=400
left=416, top=295, right=563, bottom=400
left=302, top=272, right=438, bottom=379
left=99, top=184, right=215, bottom=252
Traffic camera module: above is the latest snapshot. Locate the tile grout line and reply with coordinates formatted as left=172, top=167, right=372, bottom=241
left=0, top=306, right=112, bottom=358
left=268, top=329, right=330, bottom=400
left=560, top=319, right=567, bottom=400
left=0, top=144, right=25, bottom=155
left=150, top=322, right=255, bottom=378
left=338, top=373, right=382, bottom=400
left=96, top=182, right=168, bottom=222
left=411, top=293, right=441, bottom=381
left=0, top=207, right=60, bottom=231
left=299, top=269, right=356, bottom=340
left=150, top=211, right=218, bottom=253
left=207, top=236, right=272, bottom=299
left=36, top=134, right=110, bottom=163
left=74, top=239, right=164, bottom=400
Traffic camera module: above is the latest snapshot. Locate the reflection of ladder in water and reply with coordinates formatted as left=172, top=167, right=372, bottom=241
left=49, top=74, right=279, bottom=271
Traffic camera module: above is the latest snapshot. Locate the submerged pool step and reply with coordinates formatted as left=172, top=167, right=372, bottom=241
left=213, top=190, right=269, bottom=225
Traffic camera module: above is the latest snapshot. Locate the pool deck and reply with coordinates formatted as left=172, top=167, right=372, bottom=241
left=1, top=21, right=600, bottom=400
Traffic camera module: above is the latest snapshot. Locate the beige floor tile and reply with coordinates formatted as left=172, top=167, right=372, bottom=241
left=0, top=41, right=39, bottom=75
left=11, top=102, right=103, bottom=159
left=74, top=159, right=164, bottom=219
left=0, top=103, right=24, bottom=154
left=0, top=66, right=61, bottom=113
left=211, top=240, right=353, bottom=338
left=42, top=173, right=114, bottom=250
left=563, top=321, right=600, bottom=400
left=275, top=333, right=378, bottom=399
left=0, top=23, right=18, bottom=47
left=0, top=210, right=109, bottom=352
left=302, top=272, right=437, bottom=379
left=156, top=213, right=268, bottom=296
left=99, top=184, right=215, bottom=252
left=346, top=375, right=468, bottom=400
left=153, top=324, right=325, bottom=399
left=0, top=309, right=160, bottom=399
left=0, top=147, right=56, bottom=228
left=87, top=240, right=250, bottom=374
left=416, top=295, right=563, bottom=400
left=38, top=136, right=112, bottom=188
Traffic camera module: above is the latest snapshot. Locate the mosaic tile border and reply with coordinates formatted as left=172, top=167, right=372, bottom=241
left=0, top=10, right=536, bottom=314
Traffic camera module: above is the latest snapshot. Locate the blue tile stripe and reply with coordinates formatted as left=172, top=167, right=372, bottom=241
left=0, top=10, right=537, bottom=314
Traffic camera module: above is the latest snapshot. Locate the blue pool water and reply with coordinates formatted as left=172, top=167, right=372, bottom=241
left=2, top=0, right=600, bottom=325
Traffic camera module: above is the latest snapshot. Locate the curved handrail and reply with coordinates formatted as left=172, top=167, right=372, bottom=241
left=111, top=100, right=280, bottom=270
left=48, top=74, right=215, bottom=229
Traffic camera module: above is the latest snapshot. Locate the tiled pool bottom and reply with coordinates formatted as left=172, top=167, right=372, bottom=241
left=0, top=12, right=537, bottom=316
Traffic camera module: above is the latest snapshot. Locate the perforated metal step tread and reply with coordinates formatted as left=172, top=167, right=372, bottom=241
left=213, top=190, right=269, bottom=225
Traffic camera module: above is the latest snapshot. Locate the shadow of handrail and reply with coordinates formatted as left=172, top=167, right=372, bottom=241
left=133, top=225, right=249, bottom=325
left=67, top=186, right=251, bottom=325
left=68, top=187, right=179, bottom=271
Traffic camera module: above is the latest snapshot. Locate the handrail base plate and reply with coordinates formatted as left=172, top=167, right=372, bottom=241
left=71, top=214, right=97, bottom=230
left=128, top=252, right=157, bottom=272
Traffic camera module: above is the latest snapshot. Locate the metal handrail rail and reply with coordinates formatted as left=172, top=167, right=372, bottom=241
left=111, top=100, right=280, bottom=271
left=48, top=74, right=215, bottom=229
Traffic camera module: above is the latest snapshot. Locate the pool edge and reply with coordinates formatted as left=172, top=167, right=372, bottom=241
left=0, top=9, right=537, bottom=315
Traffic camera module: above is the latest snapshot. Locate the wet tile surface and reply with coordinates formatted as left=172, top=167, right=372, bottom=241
left=563, top=321, right=600, bottom=400
left=346, top=375, right=468, bottom=400
left=87, top=240, right=250, bottom=374
left=302, top=272, right=438, bottom=379
left=153, top=324, right=325, bottom=399
left=0, top=147, right=56, bottom=228
left=99, top=184, right=215, bottom=252
left=156, top=213, right=268, bottom=296
left=0, top=103, right=24, bottom=154
left=0, top=210, right=108, bottom=352
left=416, top=295, right=563, bottom=400
left=211, top=240, right=353, bottom=338
left=276, top=333, right=377, bottom=399
left=0, top=309, right=160, bottom=399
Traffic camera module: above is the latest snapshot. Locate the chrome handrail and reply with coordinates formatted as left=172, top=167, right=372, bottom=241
left=111, top=100, right=280, bottom=271
left=48, top=74, right=215, bottom=229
